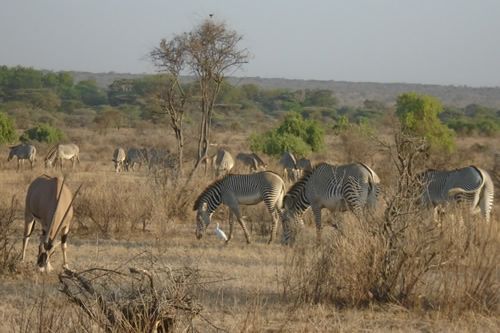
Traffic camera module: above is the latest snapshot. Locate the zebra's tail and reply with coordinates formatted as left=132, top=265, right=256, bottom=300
left=448, top=167, right=494, bottom=222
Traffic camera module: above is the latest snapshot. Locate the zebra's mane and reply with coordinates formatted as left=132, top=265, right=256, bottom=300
left=284, top=162, right=327, bottom=199
left=193, top=176, right=227, bottom=211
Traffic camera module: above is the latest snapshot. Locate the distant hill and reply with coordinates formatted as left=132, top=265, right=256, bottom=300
left=70, top=71, right=500, bottom=109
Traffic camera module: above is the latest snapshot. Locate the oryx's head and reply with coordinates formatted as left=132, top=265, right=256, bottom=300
left=195, top=202, right=211, bottom=239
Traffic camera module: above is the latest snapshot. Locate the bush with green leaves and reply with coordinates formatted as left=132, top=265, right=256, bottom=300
left=250, top=112, right=324, bottom=157
left=0, top=112, right=17, bottom=144
left=396, top=92, right=455, bottom=153
left=20, top=123, right=65, bottom=144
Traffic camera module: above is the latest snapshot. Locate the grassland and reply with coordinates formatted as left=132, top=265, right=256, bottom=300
left=0, top=125, right=498, bottom=332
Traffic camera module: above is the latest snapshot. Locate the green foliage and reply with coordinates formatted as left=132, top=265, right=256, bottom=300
left=333, top=115, right=350, bottom=134
left=250, top=112, right=324, bottom=157
left=442, top=104, right=500, bottom=136
left=75, top=80, right=108, bottom=106
left=396, top=92, right=455, bottom=153
left=20, top=123, right=65, bottom=144
left=0, top=113, right=17, bottom=144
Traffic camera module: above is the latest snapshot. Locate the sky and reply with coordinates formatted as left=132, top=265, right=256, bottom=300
left=1, top=0, right=499, bottom=87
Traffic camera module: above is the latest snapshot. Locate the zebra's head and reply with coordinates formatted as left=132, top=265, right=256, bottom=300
left=280, top=203, right=304, bottom=246
left=195, top=202, right=211, bottom=239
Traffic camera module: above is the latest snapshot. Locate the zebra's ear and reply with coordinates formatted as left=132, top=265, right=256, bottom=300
left=201, top=202, right=208, bottom=211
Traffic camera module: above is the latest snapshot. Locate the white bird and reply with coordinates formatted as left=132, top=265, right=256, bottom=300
left=215, top=223, right=228, bottom=241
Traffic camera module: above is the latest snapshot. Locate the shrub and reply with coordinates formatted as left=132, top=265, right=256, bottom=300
left=0, top=112, right=17, bottom=144
left=396, top=92, right=455, bottom=153
left=250, top=112, right=324, bottom=157
left=20, top=123, right=65, bottom=143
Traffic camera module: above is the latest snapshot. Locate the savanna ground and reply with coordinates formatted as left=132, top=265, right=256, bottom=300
left=0, top=122, right=498, bottom=332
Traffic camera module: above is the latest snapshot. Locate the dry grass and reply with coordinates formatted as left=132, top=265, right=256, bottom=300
left=0, top=125, right=498, bottom=332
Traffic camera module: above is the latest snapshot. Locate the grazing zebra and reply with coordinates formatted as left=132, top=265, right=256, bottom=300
left=279, top=151, right=300, bottom=182
left=7, top=143, right=36, bottom=170
left=193, top=171, right=286, bottom=244
left=112, top=147, right=126, bottom=173
left=45, top=143, right=80, bottom=169
left=419, top=166, right=494, bottom=222
left=213, top=148, right=235, bottom=177
left=281, top=162, right=380, bottom=244
left=236, top=152, right=267, bottom=172
left=125, top=148, right=147, bottom=171
left=22, top=175, right=76, bottom=272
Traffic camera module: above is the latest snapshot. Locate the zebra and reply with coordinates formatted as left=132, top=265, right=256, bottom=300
left=213, top=148, right=235, bottom=177
left=418, top=166, right=494, bottom=222
left=281, top=162, right=380, bottom=244
left=7, top=143, right=36, bottom=170
left=45, top=143, right=80, bottom=169
left=279, top=151, right=300, bottom=182
left=193, top=171, right=286, bottom=244
left=112, top=147, right=126, bottom=173
left=125, top=148, right=147, bottom=171
left=148, top=148, right=176, bottom=170
left=294, top=157, right=313, bottom=179
left=236, top=152, right=267, bottom=172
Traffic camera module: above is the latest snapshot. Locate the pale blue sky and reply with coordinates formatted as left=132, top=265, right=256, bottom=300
left=1, top=0, right=499, bottom=87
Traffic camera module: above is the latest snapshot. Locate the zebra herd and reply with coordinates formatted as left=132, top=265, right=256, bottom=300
left=10, top=142, right=496, bottom=271
left=194, top=151, right=495, bottom=245
left=113, top=147, right=176, bottom=173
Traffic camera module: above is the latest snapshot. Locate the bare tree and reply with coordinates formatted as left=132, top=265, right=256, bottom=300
left=152, top=19, right=249, bottom=177
left=151, top=36, right=188, bottom=174
left=185, top=20, right=249, bottom=173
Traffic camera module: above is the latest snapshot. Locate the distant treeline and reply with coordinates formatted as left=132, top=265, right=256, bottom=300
left=0, top=66, right=498, bottom=136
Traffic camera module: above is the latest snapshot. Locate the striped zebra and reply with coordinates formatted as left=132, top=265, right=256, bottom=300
left=281, top=162, right=380, bottom=244
left=193, top=171, right=286, bottom=244
left=45, top=143, right=80, bottom=170
left=419, top=166, right=494, bottom=222
left=7, top=143, right=37, bottom=170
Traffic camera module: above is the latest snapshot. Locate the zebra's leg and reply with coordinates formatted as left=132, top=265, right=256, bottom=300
left=264, top=200, right=278, bottom=244
left=312, top=205, right=322, bottom=244
left=226, top=210, right=234, bottom=243
left=21, top=217, right=36, bottom=262
left=230, top=205, right=251, bottom=244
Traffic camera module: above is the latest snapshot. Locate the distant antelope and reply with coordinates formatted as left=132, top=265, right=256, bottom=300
left=22, top=175, right=77, bottom=272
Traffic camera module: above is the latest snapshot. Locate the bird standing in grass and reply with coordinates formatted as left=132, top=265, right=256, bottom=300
left=215, top=223, right=228, bottom=241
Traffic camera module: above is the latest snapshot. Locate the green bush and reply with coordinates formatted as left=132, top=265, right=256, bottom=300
left=396, top=92, right=455, bottom=153
left=250, top=112, right=324, bottom=157
left=0, top=112, right=17, bottom=144
left=20, top=123, right=65, bottom=143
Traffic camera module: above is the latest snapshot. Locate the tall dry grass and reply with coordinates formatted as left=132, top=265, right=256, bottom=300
left=280, top=132, right=499, bottom=318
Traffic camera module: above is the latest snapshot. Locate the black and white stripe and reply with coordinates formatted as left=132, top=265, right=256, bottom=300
left=420, top=165, right=494, bottom=222
left=194, top=171, right=286, bottom=244
left=282, top=162, right=380, bottom=244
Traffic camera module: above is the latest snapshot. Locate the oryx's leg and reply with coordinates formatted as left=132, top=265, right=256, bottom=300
left=312, top=204, right=322, bottom=244
left=61, top=227, right=69, bottom=269
left=21, top=217, right=36, bottom=262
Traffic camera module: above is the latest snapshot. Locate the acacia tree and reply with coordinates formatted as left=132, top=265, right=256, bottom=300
left=151, top=36, right=188, bottom=174
left=185, top=20, right=249, bottom=172
left=151, top=20, right=249, bottom=176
